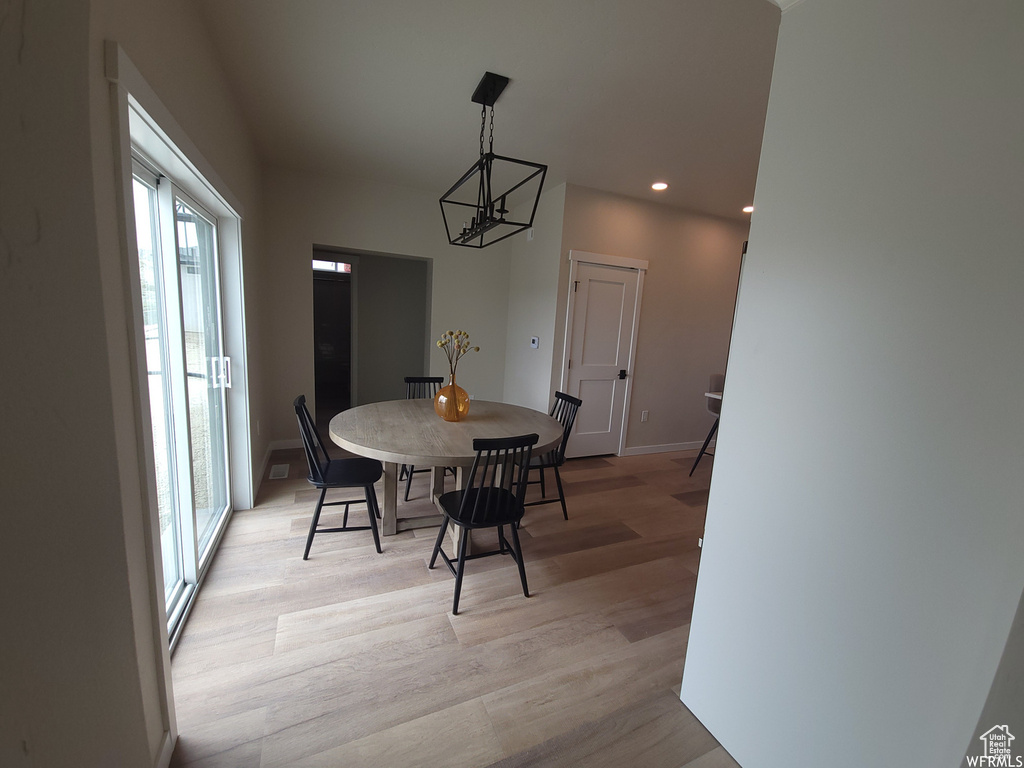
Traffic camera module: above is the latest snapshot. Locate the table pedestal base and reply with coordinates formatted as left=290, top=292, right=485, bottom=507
left=378, top=463, right=480, bottom=554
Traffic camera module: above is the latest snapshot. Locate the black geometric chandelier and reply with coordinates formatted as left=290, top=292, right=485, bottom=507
left=439, top=72, right=547, bottom=248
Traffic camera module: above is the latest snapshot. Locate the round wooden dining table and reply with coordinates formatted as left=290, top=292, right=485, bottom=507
left=329, top=399, right=563, bottom=538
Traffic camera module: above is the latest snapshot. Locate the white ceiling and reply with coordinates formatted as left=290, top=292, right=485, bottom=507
left=194, top=0, right=781, bottom=221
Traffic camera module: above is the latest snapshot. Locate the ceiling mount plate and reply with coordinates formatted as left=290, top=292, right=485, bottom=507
left=471, top=72, right=509, bottom=106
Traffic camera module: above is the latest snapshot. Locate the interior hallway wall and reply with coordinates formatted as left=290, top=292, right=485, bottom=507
left=555, top=184, right=751, bottom=454
left=681, top=1, right=1024, bottom=766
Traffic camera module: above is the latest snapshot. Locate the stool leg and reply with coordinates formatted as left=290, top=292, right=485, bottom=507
left=689, top=418, right=719, bottom=477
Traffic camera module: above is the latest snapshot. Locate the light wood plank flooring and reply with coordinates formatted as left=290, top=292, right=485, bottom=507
left=168, top=448, right=736, bottom=767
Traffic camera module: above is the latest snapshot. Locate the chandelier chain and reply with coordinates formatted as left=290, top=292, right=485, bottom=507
left=479, top=104, right=486, bottom=158
left=489, top=106, right=495, bottom=155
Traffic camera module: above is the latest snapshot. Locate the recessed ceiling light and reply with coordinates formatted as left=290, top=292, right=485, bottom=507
left=651, top=182, right=669, bottom=191
left=742, top=205, right=755, bottom=213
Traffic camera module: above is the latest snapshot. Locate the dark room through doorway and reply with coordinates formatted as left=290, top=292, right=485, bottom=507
left=312, top=248, right=431, bottom=435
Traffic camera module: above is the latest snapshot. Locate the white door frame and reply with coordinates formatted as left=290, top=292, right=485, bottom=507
left=560, top=250, right=648, bottom=456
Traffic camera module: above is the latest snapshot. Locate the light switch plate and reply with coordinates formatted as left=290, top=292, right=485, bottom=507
left=530, top=336, right=539, bottom=348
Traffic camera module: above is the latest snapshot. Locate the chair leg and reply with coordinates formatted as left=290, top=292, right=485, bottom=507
left=553, top=465, right=568, bottom=520
left=342, top=501, right=350, bottom=529
left=429, top=516, right=449, bottom=569
left=452, top=527, right=470, bottom=615
left=509, top=523, right=530, bottom=598
left=365, top=486, right=382, bottom=554
left=538, top=466, right=547, bottom=498
left=303, top=488, right=327, bottom=560
left=689, top=418, right=719, bottom=477
left=404, top=464, right=415, bottom=502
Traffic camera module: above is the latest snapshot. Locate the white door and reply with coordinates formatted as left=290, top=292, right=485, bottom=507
left=563, top=260, right=642, bottom=457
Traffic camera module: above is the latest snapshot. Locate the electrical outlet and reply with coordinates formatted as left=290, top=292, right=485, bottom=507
left=641, top=409, right=649, bottom=422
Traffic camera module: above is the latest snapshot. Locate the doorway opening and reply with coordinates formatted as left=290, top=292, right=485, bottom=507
left=312, top=247, right=432, bottom=434
left=312, top=257, right=352, bottom=435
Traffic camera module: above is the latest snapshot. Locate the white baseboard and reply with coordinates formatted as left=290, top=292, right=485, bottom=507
left=254, top=439, right=302, bottom=499
left=620, top=439, right=716, bottom=457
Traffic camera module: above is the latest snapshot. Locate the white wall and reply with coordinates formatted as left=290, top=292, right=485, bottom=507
left=1, top=6, right=155, bottom=765
left=556, top=184, right=750, bottom=453
left=0, top=0, right=263, bottom=764
left=260, top=168, right=512, bottom=443
left=502, top=184, right=567, bottom=411
left=681, top=2, right=1024, bottom=767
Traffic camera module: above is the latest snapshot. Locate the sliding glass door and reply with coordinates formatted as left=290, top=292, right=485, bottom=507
left=133, top=169, right=186, bottom=610
left=132, top=158, right=231, bottom=633
left=175, top=195, right=230, bottom=560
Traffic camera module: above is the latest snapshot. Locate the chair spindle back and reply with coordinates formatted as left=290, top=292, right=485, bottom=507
left=294, top=395, right=329, bottom=484
left=405, top=376, right=443, bottom=400
left=550, top=391, right=583, bottom=463
left=461, top=434, right=538, bottom=526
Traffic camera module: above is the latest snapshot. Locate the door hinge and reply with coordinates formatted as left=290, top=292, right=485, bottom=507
left=568, top=359, right=572, bottom=370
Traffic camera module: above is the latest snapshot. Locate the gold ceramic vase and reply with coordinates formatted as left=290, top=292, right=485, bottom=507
left=434, top=373, right=470, bottom=422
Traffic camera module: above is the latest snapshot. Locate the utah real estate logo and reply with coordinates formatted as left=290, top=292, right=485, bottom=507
left=967, top=725, right=1022, bottom=767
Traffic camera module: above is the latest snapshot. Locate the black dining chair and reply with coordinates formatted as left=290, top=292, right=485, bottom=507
left=399, top=376, right=444, bottom=501
left=429, top=433, right=538, bottom=615
left=294, top=395, right=382, bottom=558
left=524, top=391, right=583, bottom=520
left=689, top=373, right=724, bottom=476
